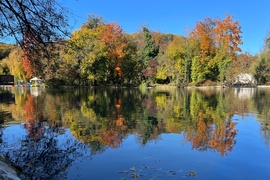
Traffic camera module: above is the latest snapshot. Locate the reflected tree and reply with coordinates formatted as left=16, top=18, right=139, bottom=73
left=136, top=93, right=161, bottom=145
left=5, top=88, right=270, bottom=169
left=3, top=127, right=86, bottom=179
left=253, top=89, right=270, bottom=147
left=184, top=89, right=238, bottom=155
left=23, top=94, right=46, bottom=141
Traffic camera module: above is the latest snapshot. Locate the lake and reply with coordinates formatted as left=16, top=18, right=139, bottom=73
left=0, top=86, right=270, bottom=179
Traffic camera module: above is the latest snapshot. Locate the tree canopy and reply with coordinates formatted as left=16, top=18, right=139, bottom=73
left=1, top=12, right=267, bottom=87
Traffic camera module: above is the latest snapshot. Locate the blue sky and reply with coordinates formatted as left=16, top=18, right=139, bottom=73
left=62, top=0, right=270, bottom=55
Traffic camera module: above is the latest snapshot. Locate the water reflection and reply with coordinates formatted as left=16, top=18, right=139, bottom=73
left=0, top=87, right=270, bottom=178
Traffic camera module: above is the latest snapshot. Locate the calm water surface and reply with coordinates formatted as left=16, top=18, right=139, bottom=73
left=0, top=87, right=270, bottom=179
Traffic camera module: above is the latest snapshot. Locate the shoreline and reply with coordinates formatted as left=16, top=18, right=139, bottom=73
left=2, top=84, right=270, bottom=89
left=0, top=155, right=24, bottom=180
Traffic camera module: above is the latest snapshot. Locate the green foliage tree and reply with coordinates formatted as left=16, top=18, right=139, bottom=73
left=157, top=36, right=193, bottom=85
left=121, top=37, right=140, bottom=85
left=83, top=14, right=105, bottom=29
left=252, top=32, right=270, bottom=85
left=140, top=27, right=159, bottom=85
left=253, top=51, right=270, bottom=84
left=62, top=20, right=107, bottom=85
left=157, top=37, right=185, bottom=85
left=141, top=27, right=159, bottom=66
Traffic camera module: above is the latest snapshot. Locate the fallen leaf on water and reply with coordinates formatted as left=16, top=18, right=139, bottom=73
left=130, top=173, right=142, bottom=179
left=186, top=171, right=197, bottom=176
left=118, top=170, right=129, bottom=174
left=168, top=170, right=176, bottom=175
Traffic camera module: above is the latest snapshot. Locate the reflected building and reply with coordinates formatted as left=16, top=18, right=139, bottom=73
left=234, top=87, right=256, bottom=100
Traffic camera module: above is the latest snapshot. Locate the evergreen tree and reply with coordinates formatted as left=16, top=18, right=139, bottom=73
left=141, top=27, right=159, bottom=67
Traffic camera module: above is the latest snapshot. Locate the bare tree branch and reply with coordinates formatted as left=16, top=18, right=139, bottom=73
left=0, top=0, right=70, bottom=46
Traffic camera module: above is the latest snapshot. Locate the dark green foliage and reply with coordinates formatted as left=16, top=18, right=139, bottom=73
left=254, top=58, right=269, bottom=84
left=46, top=78, right=65, bottom=87
left=83, top=14, right=105, bottom=29
left=141, top=27, right=159, bottom=66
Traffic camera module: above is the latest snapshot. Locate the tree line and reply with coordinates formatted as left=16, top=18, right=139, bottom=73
left=0, top=13, right=269, bottom=86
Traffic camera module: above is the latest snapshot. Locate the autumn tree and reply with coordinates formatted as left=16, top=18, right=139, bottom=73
left=223, top=52, right=254, bottom=85
left=99, top=22, right=129, bottom=85
left=1, top=47, right=27, bottom=81
left=0, top=43, right=16, bottom=60
left=190, top=18, right=217, bottom=83
left=63, top=23, right=106, bottom=85
left=151, top=32, right=174, bottom=54
left=142, top=60, right=158, bottom=85
left=0, top=0, right=70, bottom=82
left=189, top=14, right=242, bottom=84
left=19, top=27, right=43, bottom=78
left=0, top=43, right=17, bottom=75
left=157, top=36, right=193, bottom=85
left=62, top=16, right=136, bottom=86
left=214, top=13, right=242, bottom=82
left=235, top=52, right=256, bottom=74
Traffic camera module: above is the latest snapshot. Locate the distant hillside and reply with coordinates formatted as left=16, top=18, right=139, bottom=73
left=128, top=31, right=184, bottom=52
left=0, top=42, right=17, bottom=60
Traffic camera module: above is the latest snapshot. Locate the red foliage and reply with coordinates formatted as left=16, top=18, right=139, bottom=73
left=21, top=53, right=35, bottom=78
left=142, top=60, right=158, bottom=78
left=23, top=94, right=45, bottom=141
left=102, top=129, right=121, bottom=148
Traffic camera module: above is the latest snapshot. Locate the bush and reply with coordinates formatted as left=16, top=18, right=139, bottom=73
left=45, top=78, right=65, bottom=87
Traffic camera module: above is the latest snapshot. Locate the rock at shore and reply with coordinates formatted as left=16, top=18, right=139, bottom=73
left=0, top=155, right=22, bottom=180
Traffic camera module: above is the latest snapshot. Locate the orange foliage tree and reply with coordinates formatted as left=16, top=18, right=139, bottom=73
left=21, top=53, right=35, bottom=78
left=214, top=14, right=242, bottom=56
left=99, top=23, right=129, bottom=78
left=189, top=13, right=242, bottom=83
left=214, top=13, right=243, bottom=82
left=190, top=18, right=217, bottom=82
left=190, top=18, right=216, bottom=64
